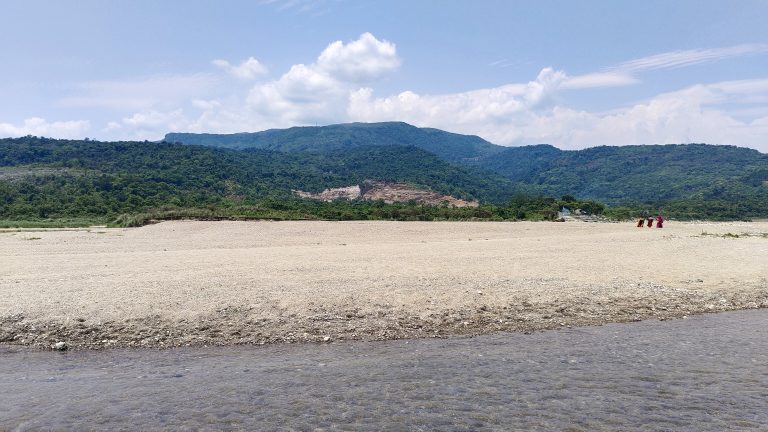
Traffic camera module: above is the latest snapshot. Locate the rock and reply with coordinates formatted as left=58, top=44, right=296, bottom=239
left=322, top=336, right=331, bottom=342
left=52, top=341, right=68, bottom=351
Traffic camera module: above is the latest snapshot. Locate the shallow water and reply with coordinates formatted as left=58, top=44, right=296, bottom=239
left=2, top=310, right=767, bottom=431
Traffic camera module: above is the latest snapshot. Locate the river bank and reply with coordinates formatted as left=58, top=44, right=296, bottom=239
left=1, top=220, right=766, bottom=350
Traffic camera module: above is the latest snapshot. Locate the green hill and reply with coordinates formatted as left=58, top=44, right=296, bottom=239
left=166, top=122, right=505, bottom=163
left=478, top=143, right=768, bottom=218
left=480, top=143, right=767, bottom=199
left=3, top=123, right=767, bottom=224
left=167, top=123, right=767, bottom=218
left=0, top=136, right=526, bottom=224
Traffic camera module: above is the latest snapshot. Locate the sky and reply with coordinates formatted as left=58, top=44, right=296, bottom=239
left=2, top=0, right=768, bottom=151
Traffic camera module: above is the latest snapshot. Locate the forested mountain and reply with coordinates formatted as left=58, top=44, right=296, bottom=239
left=480, top=143, right=768, bottom=205
left=166, top=122, right=504, bottom=163
left=0, top=136, right=525, bottom=223
left=168, top=122, right=768, bottom=218
left=2, top=122, right=767, bottom=225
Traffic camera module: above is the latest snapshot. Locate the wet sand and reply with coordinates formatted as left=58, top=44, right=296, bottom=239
left=1, top=220, right=766, bottom=350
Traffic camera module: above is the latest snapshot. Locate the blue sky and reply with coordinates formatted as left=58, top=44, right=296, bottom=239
left=2, top=0, right=768, bottom=151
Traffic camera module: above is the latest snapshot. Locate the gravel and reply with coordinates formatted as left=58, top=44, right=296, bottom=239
left=1, top=220, right=766, bottom=350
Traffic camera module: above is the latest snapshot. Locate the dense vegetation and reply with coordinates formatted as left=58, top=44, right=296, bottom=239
left=3, top=121, right=766, bottom=226
left=1, top=136, right=567, bottom=226
left=482, top=143, right=766, bottom=200
left=170, top=123, right=768, bottom=220
left=109, top=194, right=599, bottom=228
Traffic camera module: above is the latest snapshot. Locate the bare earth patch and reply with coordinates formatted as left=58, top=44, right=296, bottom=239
left=1, top=220, right=766, bottom=350
left=293, top=180, right=479, bottom=207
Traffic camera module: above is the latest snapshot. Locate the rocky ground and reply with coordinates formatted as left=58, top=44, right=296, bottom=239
left=1, top=220, right=766, bottom=350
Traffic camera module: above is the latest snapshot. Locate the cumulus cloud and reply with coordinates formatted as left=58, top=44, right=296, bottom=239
left=561, top=79, right=768, bottom=149
left=0, top=117, right=90, bottom=138
left=347, top=76, right=768, bottom=152
left=316, top=32, right=400, bottom=81
left=212, top=57, right=268, bottom=80
left=104, top=110, right=192, bottom=141
left=81, top=37, right=767, bottom=152
left=243, top=32, right=401, bottom=126
left=348, top=67, right=566, bottom=129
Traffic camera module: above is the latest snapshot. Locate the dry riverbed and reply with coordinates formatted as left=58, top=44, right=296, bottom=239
left=1, top=220, right=767, bottom=350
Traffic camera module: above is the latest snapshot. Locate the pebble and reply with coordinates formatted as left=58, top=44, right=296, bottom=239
left=322, top=336, right=331, bottom=342
left=52, top=341, right=68, bottom=351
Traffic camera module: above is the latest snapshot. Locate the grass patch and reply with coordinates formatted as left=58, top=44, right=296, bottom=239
left=0, top=218, right=109, bottom=229
left=110, top=207, right=308, bottom=228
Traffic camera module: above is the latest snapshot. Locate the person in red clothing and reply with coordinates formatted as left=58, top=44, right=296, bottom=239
left=656, top=213, right=664, bottom=228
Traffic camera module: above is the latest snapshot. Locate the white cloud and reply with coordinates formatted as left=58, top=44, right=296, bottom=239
left=108, top=71, right=768, bottom=153
left=0, top=117, right=90, bottom=138
left=191, top=99, right=222, bottom=110
left=562, top=72, right=639, bottom=89
left=348, top=67, right=567, bottom=129
left=347, top=75, right=768, bottom=152
left=243, top=32, right=401, bottom=125
left=316, top=32, right=400, bottom=81
left=122, top=110, right=187, bottom=129
left=611, top=43, right=768, bottom=73
left=268, top=63, right=341, bottom=101
left=212, top=57, right=268, bottom=80
left=246, top=63, right=346, bottom=125
left=80, top=37, right=767, bottom=153
left=102, top=110, right=191, bottom=141
left=559, top=44, right=768, bottom=90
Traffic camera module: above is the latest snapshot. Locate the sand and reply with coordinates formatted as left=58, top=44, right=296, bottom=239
left=1, top=220, right=767, bottom=350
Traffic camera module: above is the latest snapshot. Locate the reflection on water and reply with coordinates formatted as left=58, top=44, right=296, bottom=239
left=2, top=310, right=767, bottom=431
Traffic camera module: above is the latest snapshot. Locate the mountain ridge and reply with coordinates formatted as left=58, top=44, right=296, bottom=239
left=165, top=122, right=768, bottom=210
left=165, top=122, right=505, bottom=163
left=1, top=123, right=766, bottom=223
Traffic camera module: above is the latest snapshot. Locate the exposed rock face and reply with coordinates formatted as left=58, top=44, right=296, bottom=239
left=293, top=180, right=479, bottom=207
left=294, top=185, right=361, bottom=201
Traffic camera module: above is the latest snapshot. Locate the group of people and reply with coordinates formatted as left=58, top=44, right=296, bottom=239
left=637, top=210, right=664, bottom=228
